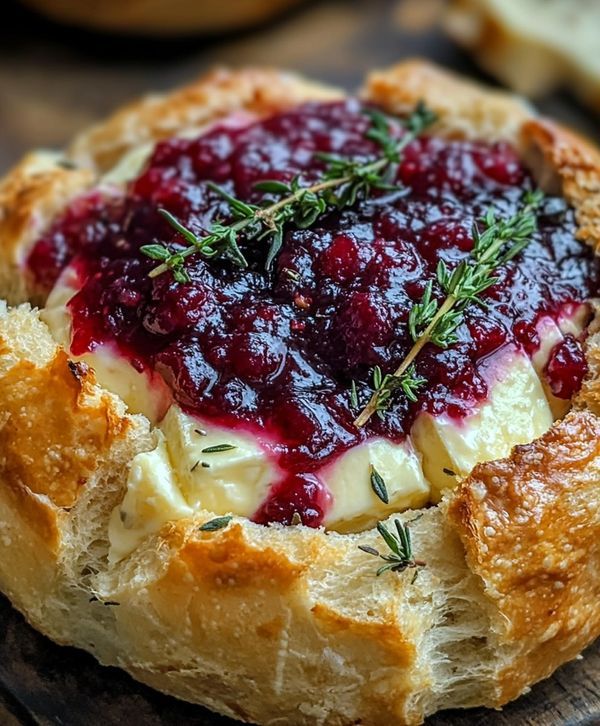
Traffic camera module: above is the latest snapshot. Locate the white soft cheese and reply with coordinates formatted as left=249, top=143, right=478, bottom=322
left=411, top=346, right=553, bottom=500
left=100, top=143, right=154, bottom=187
left=322, top=437, right=430, bottom=533
left=42, top=268, right=171, bottom=422
left=160, top=405, right=277, bottom=515
left=108, top=406, right=279, bottom=561
left=108, top=431, right=193, bottom=564
left=42, top=266, right=560, bottom=560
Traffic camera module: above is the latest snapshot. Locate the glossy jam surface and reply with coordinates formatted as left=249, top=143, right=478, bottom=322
left=28, top=100, right=599, bottom=525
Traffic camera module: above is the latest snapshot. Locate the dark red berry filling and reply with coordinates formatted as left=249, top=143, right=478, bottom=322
left=27, top=100, right=599, bottom=526
left=545, top=334, right=588, bottom=399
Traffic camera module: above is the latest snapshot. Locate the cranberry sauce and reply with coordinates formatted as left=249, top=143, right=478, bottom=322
left=27, top=100, right=599, bottom=525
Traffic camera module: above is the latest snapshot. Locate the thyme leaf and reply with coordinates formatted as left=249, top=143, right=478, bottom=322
left=201, top=443, right=237, bottom=453
left=199, top=515, right=233, bottom=532
left=369, top=465, right=389, bottom=504
left=358, top=518, right=425, bottom=576
left=354, top=189, right=545, bottom=427
left=143, top=103, right=437, bottom=280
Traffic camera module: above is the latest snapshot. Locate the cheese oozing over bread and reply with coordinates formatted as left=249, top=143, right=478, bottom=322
left=32, top=103, right=593, bottom=563
left=42, top=270, right=578, bottom=560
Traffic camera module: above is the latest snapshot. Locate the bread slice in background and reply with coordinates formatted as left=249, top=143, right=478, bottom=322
left=445, top=0, right=600, bottom=112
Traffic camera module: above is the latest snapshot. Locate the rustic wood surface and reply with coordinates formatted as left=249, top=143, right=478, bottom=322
left=0, top=0, right=599, bottom=723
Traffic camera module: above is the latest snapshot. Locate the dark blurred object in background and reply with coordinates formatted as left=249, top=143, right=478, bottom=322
left=19, top=0, right=307, bottom=35
left=2, top=0, right=597, bottom=175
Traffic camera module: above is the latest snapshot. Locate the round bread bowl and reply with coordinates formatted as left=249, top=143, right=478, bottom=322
left=0, top=60, right=599, bottom=725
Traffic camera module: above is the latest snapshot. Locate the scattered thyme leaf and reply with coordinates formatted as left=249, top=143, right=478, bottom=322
left=369, top=465, right=389, bottom=504
left=354, top=189, right=544, bottom=427
left=199, top=516, right=233, bottom=532
left=201, top=444, right=237, bottom=453
left=357, top=544, right=380, bottom=557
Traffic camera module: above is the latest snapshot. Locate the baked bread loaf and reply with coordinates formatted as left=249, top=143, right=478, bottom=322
left=1, top=61, right=600, bottom=725
left=445, top=0, right=600, bottom=113
left=19, top=0, right=306, bottom=35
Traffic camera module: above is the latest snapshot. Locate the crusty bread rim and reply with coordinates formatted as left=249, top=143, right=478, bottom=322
left=0, top=60, right=599, bottom=726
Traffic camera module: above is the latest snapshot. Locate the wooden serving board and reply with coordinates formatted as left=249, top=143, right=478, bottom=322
left=0, top=0, right=599, bottom=723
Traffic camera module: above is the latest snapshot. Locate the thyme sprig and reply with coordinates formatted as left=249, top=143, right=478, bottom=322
left=359, top=518, right=425, bottom=576
left=354, top=189, right=545, bottom=427
left=141, top=103, right=437, bottom=281
left=369, top=363, right=427, bottom=420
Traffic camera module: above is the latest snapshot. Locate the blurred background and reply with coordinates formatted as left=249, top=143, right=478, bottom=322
left=1, top=0, right=599, bottom=173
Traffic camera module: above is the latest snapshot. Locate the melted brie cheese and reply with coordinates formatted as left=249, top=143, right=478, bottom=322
left=42, top=270, right=566, bottom=561
left=42, top=269, right=171, bottom=422
left=108, top=431, right=192, bottom=564
left=411, top=346, right=552, bottom=500
left=322, top=438, right=430, bottom=533
left=108, top=406, right=279, bottom=561
left=160, top=405, right=277, bottom=514
left=100, top=143, right=154, bottom=187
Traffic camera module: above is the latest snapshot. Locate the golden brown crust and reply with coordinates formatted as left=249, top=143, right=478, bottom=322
left=521, top=119, right=600, bottom=251
left=68, top=68, right=343, bottom=172
left=103, top=514, right=432, bottom=726
left=0, top=60, right=599, bottom=726
left=449, top=411, right=600, bottom=702
left=0, top=153, right=93, bottom=304
left=0, top=354, right=128, bottom=509
left=363, top=58, right=532, bottom=143
left=574, top=325, right=600, bottom=414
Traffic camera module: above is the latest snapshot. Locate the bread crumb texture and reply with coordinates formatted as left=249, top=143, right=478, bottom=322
left=450, top=410, right=600, bottom=702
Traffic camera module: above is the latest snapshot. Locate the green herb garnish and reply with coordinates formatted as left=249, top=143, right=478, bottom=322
left=354, top=189, right=544, bottom=427
left=359, top=518, right=425, bottom=576
left=201, top=444, right=237, bottom=454
left=199, top=516, right=233, bottom=532
left=369, top=465, right=389, bottom=504
left=141, top=103, right=437, bottom=281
